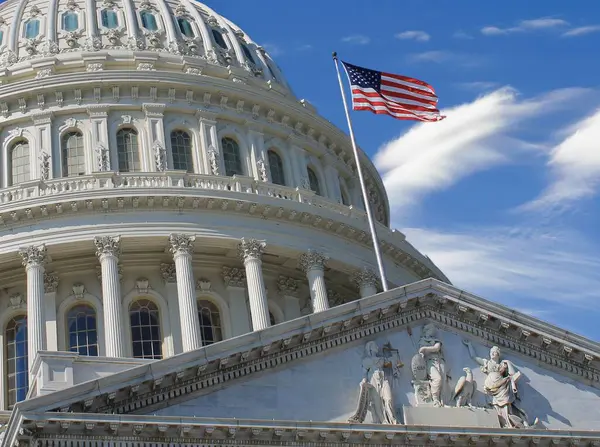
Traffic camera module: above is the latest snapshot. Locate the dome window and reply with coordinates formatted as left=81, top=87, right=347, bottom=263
left=6, top=315, right=28, bottom=409
left=221, top=137, right=243, bottom=176
left=67, top=305, right=98, bottom=356
left=140, top=11, right=158, bottom=31
left=241, top=44, right=256, bottom=64
left=62, top=11, right=79, bottom=32
left=9, top=140, right=31, bottom=185
left=117, top=128, right=141, bottom=172
left=307, top=167, right=321, bottom=196
left=62, top=131, right=86, bottom=177
left=177, top=18, right=194, bottom=38
left=268, top=150, right=285, bottom=186
left=198, top=300, right=222, bottom=346
left=130, top=299, right=162, bottom=360
left=170, top=130, right=193, bottom=172
left=100, top=9, right=119, bottom=29
left=212, top=29, right=227, bottom=49
left=24, top=19, right=40, bottom=39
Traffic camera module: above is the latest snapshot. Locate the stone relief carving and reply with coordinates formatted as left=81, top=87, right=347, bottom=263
left=351, top=267, right=378, bottom=289
left=39, top=152, right=51, bottom=181
left=135, top=278, right=150, bottom=294
left=463, top=340, right=539, bottom=428
left=409, top=323, right=449, bottom=407
left=169, top=233, right=195, bottom=255
left=452, top=367, right=476, bottom=407
left=298, top=250, right=328, bottom=273
left=348, top=341, right=403, bottom=424
left=196, top=279, right=211, bottom=291
left=277, top=276, right=299, bottom=296
left=153, top=141, right=167, bottom=172
left=256, top=158, right=268, bottom=182
left=207, top=145, right=220, bottom=175
left=19, top=244, right=49, bottom=267
left=9, top=293, right=25, bottom=310
left=238, top=238, right=266, bottom=261
left=94, top=236, right=121, bottom=258
left=72, top=283, right=86, bottom=300
left=44, top=272, right=59, bottom=293
left=96, top=144, right=110, bottom=171
left=222, top=266, right=246, bottom=288
left=160, top=263, right=176, bottom=283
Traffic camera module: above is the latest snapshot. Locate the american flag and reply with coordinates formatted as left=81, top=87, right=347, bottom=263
left=341, top=61, right=444, bottom=122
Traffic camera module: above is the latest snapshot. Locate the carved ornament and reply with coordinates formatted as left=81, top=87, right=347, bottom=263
left=94, top=236, right=121, bottom=258
left=9, top=293, right=25, bottom=309
left=298, top=250, right=328, bottom=273
left=160, top=263, right=176, bottom=283
left=169, top=234, right=195, bottom=256
left=44, top=272, right=59, bottom=293
left=277, top=276, right=299, bottom=296
left=19, top=244, right=49, bottom=267
left=352, top=267, right=379, bottom=289
left=238, top=238, right=266, bottom=262
left=135, top=278, right=150, bottom=294
left=72, top=283, right=86, bottom=300
left=196, top=279, right=211, bottom=291
left=222, top=266, right=246, bottom=288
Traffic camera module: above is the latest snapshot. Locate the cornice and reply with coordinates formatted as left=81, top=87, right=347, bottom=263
left=0, top=173, right=442, bottom=280
left=14, top=280, right=598, bottom=419
left=14, top=412, right=600, bottom=447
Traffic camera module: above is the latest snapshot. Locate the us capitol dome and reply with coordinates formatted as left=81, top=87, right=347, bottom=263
left=0, top=0, right=448, bottom=410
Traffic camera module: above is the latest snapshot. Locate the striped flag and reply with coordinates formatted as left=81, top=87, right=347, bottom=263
left=341, top=61, right=444, bottom=122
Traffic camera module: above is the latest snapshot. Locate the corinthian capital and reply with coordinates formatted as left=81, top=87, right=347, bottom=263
left=298, top=250, right=328, bottom=273
left=94, top=236, right=121, bottom=258
left=238, top=238, right=266, bottom=262
left=44, top=272, right=59, bottom=293
left=19, top=244, right=49, bottom=268
left=169, top=233, right=195, bottom=256
left=351, top=267, right=379, bottom=289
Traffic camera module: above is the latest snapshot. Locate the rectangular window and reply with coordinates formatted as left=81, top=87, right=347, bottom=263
left=101, top=9, right=118, bottom=29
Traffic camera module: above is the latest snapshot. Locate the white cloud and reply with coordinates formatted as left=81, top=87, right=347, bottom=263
left=453, top=30, right=473, bottom=39
left=374, top=87, right=590, bottom=218
left=455, top=81, right=498, bottom=91
left=402, top=225, right=600, bottom=307
left=409, top=50, right=450, bottom=63
left=562, top=25, right=600, bottom=37
left=341, top=35, right=370, bottom=45
left=262, top=43, right=283, bottom=57
left=408, top=51, right=482, bottom=68
left=481, top=17, right=569, bottom=35
left=522, top=109, right=600, bottom=211
left=395, top=30, right=430, bottom=42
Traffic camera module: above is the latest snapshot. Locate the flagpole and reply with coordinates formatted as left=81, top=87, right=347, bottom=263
left=332, top=52, right=389, bottom=292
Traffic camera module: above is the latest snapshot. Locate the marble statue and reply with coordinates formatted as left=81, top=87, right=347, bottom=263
left=411, top=323, right=448, bottom=406
left=463, top=340, right=538, bottom=428
left=348, top=341, right=403, bottom=424
left=452, top=367, right=476, bottom=407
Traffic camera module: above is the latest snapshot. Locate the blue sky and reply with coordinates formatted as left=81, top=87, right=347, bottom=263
left=208, top=1, right=600, bottom=341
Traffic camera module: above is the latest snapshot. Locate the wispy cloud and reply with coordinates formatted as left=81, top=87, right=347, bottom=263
left=455, top=81, right=499, bottom=91
left=453, top=30, right=473, bottom=39
left=481, top=17, right=569, bottom=36
left=395, top=30, right=430, bottom=42
left=521, top=108, right=600, bottom=212
left=562, top=25, right=600, bottom=37
left=341, top=35, right=370, bottom=45
left=402, top=225, right=600, bottom=309
left=373, top=87, right=590, bottom=217
left=262, top=43, right=283, bottom=57
left=409, top=50, right=451, bottom=63
left=408, top=51, right=482, bottom=68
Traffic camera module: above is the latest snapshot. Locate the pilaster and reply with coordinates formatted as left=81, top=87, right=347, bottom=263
left=31, top=112, right=54, bottom=180
left=87, top=107, right=110, bottom=172
left=44, top=272, right=59, bottom=351
left=197, top=111, right=219, bottom=175
left=143, top=104, right=167, bottom=172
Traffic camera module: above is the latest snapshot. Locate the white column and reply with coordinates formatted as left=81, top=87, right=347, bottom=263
left=44, top=272, right=59, bottom=351
left=352, top=267, right=379, bottom=298
left=19, top=245, right=48, bottom=370
left=299, top=250, right=330, bottom=313
left=238, top=238, right=270, bottom=331
left=94, top=236, right=126, bottom=358
left=222, top=267, right=251, bottom=337
left=169, top=234, right=203, bottom=351
left=161, top=263, right=183, bottom=355
left=277, top=276, right=301, bottom=321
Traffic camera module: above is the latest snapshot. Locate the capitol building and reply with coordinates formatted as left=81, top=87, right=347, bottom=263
left=0, top=1, right=598, bottom=446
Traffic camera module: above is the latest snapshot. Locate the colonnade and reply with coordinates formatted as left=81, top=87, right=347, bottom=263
left=18, top=237, right=381, bottom=363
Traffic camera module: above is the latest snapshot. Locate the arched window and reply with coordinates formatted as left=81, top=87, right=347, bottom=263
left=67, top=305, right=98, bottom=356
left=9, top=140, right=30, bottom=185
left=6, top=315, right=28, bottom=409
left=62, top=131, right=85, bottom=177
left=130, top=299, right=162, bottom=359
left=62, top=11, right=79, bottom=31
left=212, top=29, right=227, bottom=49
left=140, top=11, right=158, bottom=31
left=24, top=19, right=40, bottom=39
left=101, top=9, right=118, bottom=29
left=221, top=137, right=243, bottom=176
left=267, top=150, right=285, bottom=186
left=177, top=18, right=194, bottom=38
left=307, top=167, right=321, bottom=195
left=116, top=128, right=141, bottom=172
left=170, top=130, right=193, bottom=172
left=197, top=300, right=222, bottom=346
left=241, top=45, right=256, bottom=64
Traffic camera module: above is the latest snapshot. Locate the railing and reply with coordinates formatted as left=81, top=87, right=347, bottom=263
left=0, top=171, right=362, bottom=220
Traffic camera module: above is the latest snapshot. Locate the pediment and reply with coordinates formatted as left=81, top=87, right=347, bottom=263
left=10, top=280, right=600, bottom=433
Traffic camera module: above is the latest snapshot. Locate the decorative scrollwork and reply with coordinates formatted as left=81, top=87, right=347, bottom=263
left=298, top=250, right=329, bottom=273
left=238, top=238, right=266, bottom=262
left=222, top=266, right=246, bottom=288
left=19, top=244, right=49, bottom=267
left=94, top=236, right=121, bottom=258
left=169, top=234, right=195, bottom=256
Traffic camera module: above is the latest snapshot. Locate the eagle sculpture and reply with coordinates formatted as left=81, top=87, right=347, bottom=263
left=452, top=367, right=476, bottom=407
